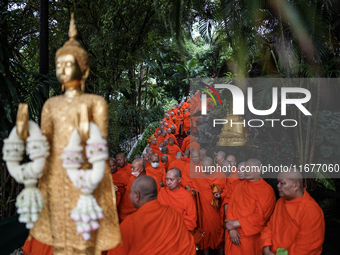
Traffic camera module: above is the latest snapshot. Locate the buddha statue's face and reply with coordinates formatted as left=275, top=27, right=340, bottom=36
left=56, top=54, right=83, bottom=86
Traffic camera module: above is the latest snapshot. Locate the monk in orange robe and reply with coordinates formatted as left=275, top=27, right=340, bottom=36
left=191, top=157, right=227, bottom=254
left=186, top=137, right=200, bottom=151
left=169, top=152, right=186, bottom=175
left=157, top=130, right=168, bottom=145
left=110, top=157, right=130, bottom=206
left=183, top=109, right=191, bottom=132
left=167, top=138, right=182, bottom=158
left=168, top=105, right=176, bottom=115
left=116, top=152, right=132, bottom=177
left=108, top=175, right=196, bottom=255
left=160, top=146, right=173, bottom=164
left=175, top=110, right=183, bottom=135
left=259, top=169, right=325, bottom=255
left=117, top=158, right=160, bottom=223
left=182, top=149, right=191, bottom=164
left=181, top=130, right=194, bottom=151
left=181, top=150, right=201, bottom=189
left=149, top=138, right=162, bottom=156
left=154, top=129, right=162, bottom=139
left=164, top=113, right=174, bottom=126
left=225, top=159, right=276, bottom=255
left=158, top=168, right=197, bottom=231
left=142, top=153, right=151, bottom=168
left=23, top=237, right=53, bottom=255
left=145, top=154, right=166, bottom=185
left=166, top=128, right=179, bottom=146
left=215, top=151, right=226, bottom=166
left=160, top=155, right=169, bottom=172
left=199, top=149, right=207, bottom=161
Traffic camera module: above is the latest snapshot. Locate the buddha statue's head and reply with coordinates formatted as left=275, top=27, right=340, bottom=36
left=55, top=13, right=89, bottom=91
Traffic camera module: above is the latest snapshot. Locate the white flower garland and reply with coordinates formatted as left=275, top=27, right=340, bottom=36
left=61, top=122, right=108, bottom=241
left=2, top=121, right=49, bottom=229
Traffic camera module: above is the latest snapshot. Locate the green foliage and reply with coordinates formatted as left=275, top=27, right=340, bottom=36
left=128, top=121, right=159, bottom=162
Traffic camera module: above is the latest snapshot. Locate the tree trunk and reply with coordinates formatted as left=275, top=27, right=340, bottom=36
left=39, top=0, right=49, bottom=74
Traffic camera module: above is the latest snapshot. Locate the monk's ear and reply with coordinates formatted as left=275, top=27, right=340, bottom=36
left=178, top=177, right=181, bottom=183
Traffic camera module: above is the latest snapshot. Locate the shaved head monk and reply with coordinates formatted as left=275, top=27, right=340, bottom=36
left=226, top=155, right=237, bottom=167
left=191, top=157, right=227, bottom=255
left=183, top=149, right=190, bottom=163
left=260, top=168, right=325, bottom=255
left=117, top=158, right=160, bottom=223
left=158, top=169, right=197, bottom=231
left=168, top=137, right=182, bottom=159
left=108, top=175, right=196, bottom=255
left=163, top=139, right=168, bottom=146
left=116, top=153, right=132, bottom=177
left=146, top=147, right=153, bottom=155
left=225, top=159, right=276, bottom=255
left=216, top=151, right=226, bottom=166
left=181, top=149, right=200, bottom=190
left=199, top=149, right=207, bottom=161
left=146, top=154, right=165, bottom=186
left=142, top=153, right=151, bottom=168
left=150, top=138, right=162, bottom=156
left=109, top=157, right=130, bottom=206
left=160, top=155, right=169, bottom=172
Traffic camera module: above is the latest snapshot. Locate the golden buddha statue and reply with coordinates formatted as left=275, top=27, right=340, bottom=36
left=217, top=115, right=248, bottom=146
left=28, top=14, right=121, bottom=254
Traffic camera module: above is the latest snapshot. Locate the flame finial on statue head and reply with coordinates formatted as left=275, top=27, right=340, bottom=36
left=68, top=13, right=77, bottom=39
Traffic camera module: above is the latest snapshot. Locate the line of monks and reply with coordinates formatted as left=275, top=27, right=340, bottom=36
left=22, top=97, right=325, bottom=255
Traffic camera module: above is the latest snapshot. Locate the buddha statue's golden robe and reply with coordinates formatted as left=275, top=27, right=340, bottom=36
left=30, top=92, right=121, bottom=255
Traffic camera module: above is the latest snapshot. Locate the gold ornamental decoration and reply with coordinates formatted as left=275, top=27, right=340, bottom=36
left=217, top=115, right=248, bottom=146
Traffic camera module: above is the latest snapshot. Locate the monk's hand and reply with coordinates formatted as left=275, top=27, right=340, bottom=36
left=159, top=181, right=164, bottom=187
left=229, top=229, right=242, bottom=246
left=263, top=246, right=275, bottom=255
left=114, top=185, right=118, bottom=192
left=185, top=185, right=191, bottom=192
left=226, top=220, right=236, bottom=231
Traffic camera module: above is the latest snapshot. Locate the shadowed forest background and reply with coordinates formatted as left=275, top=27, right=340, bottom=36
left=1, top=2, right=340, bottom=253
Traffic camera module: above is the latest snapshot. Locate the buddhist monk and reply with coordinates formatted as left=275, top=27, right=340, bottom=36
left=215, top=151, right=226, bottom=166
left=158, top=168, right=197, bottom=231
left=183, top=108, right=191, bottom=132
left=199, top=148, right=207, bottom=161
left=260, top=168, right=325, bottom=255
left=133, top=155, right=141, bottom=160
left=191, top=157, right=227, bottom=255
left=146, top=147, right=153, bottom=156
left=225, top=159, right=276, bottom=255
left=226, top=155, right=238, bottom=181
left=223, top=161, right=245, bottom=214
left=142, top=153, right=151, bottom=168
left=181, top=130, right=194, bottom=151
left=160, top=155, right=169, bottom=172
left=168, top=137, right=182, bottom=159
left=166, top=128, right=179, bottom=145
left=169, top=152, right=186, bottom=176
left=145, top=154, right=166, bottom=186
left=161, top=146, right=173, bottom=164
left=110, top=157, right=130, bottom=206
left=187, top=137, right=200, bottom=151
left=157, top=130, right=167, bottom=145
left=183, top=149, right=191, bottom=163
left=149, top=138, right=162, bottom=156
left=181, top=150, right=201, bottom=189
left=108, top=175, right=196, bottom=255
left=117, top=158, right=160, bottom=223
left=116, top=153, right=132, bottom=177
left=163, top=139, right=168, bottom=147
left=155, top=129, right=162, bottom=139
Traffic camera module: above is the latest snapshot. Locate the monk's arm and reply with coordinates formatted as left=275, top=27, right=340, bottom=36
left=237, top=195, right=276, bottom=237
left=184, top=196, right=197, bottom=231
left=259, top=213, right=274, bottom=254
left=289, top=206, right=325, bottom=255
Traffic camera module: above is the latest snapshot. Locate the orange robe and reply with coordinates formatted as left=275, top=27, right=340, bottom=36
left=181, top=160, right=201, bottom=188
left=145, top=161, right=151, bottom=168
left=158, top=187, right=197, bottom=231
left=145, top=165, right=166, bottom=184
left=186, top=140, right=200, bottom=151
left=108, top=200, right=196, bottom=255
left=161, top=153, right=173, bottom=164
left=181, top=135, right=194, bottom=151
left=168, top=144, right=182, bottom=159
left=23, top=237, right=53, bottom=255
left=118, top=163, right=132, bottom=177
left=225, top=178, right=276, bottom=255
left=149, top=143, right=162, bottom=156
left=157, top=135, right=168, bottom=145
left=259, top=190, right=325, bottom=255
left=168, top=158, right=186, bottom=174
left=182, top=157, right=190, bottom=164
left=223, top=178, right=244, bottom=206
left=153, top=127, right=160, bottom=136
left=191, top=171, right=227, bottom=250
left=111, top=170, right=130, bottom=206
left=117, top=174, right=160, bottom=223
left=167, top=133, right=179, bottom=146
left=183, top=112, right=191, bottom=132
left=164, top=117, right=174, bottom=126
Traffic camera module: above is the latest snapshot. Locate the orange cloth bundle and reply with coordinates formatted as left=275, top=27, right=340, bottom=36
left=210, top=183, right=222, bottom=209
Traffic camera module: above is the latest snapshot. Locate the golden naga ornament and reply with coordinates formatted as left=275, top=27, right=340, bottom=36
left=2, top=13, right=121, bottom=255
left=217, top=115, right=249, bottom=146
